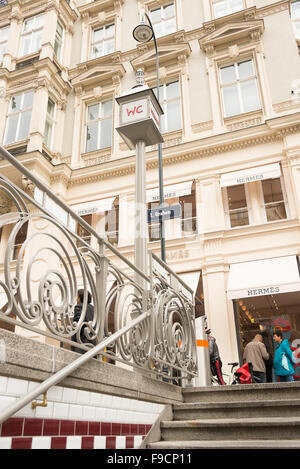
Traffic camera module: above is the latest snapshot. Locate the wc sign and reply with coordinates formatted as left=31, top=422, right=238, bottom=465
left=120, top=97, right=159, bottom=129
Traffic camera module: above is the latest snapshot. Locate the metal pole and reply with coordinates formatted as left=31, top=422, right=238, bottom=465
left=144, top=14, right=166, bottom=263
left=135, top=140, right=148, bottom=288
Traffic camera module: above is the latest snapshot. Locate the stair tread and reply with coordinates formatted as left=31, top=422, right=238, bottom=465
left=174, top=399, right=300, bottom=409
left=161, top=416, right=300, bottom=427
left=148, top=440, right=300, bottom=449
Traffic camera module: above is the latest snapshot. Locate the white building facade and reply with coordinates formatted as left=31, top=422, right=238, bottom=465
left=1, top=0, right=300, bottom=379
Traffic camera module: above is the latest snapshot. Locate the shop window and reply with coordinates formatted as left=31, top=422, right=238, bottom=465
left=4, top=90, right=34, bottom=145
left=147, top=190, right=196, bottom=241
left=219, top=59, right=261, bottom=118
left=85, top=100, right=113, bottom=152
left=91, top=23, right=115, bottom=59
left=149, top=3, right=176, bottom=38
left=234, top=292, right=300, bottom=382
left=180, top=192, right=197, bottom=236
left=19, top=14, right=44, bottom=57
left=76, top=214, right=92, bottom=246
left=261, top=178, right=287, bottom=222
left=13, top=221, right=28, bottom=260
left=105, top=204, right=119, bottom=246
left=44, top=98, right=56, bottom=149
left=212, top=0, right=244, bottom=18
left=0, top=25, right=9, bottom=63
left=154, top=81, right=182, bottom=133
left=226, top=184, right=249, bottom=228
left=54, top=20, right=64, bottom=61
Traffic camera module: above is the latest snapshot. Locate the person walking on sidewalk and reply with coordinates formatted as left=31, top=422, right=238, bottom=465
left=243, top=334, right=269, bottom=383
left=273, top=329, right=296, bottom=382
left=206, top=329, right=226, bottom=385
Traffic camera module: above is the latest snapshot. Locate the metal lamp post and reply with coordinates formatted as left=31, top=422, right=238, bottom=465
left=133, top=14, right=166, bottom=262
left=116, top=71, right=163, bottom=288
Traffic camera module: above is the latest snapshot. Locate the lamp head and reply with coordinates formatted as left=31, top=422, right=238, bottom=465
left=133, top=21, right=153, bottom=43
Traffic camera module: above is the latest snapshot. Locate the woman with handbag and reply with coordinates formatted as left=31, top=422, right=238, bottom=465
left=273, top=328, right=296, bottom=382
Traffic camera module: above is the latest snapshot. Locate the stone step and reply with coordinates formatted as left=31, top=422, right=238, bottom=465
left=173, top=399, right=300, bottom=420
left=182, top=382, right=300, bottom=403
left=147, top=439, right=300, bottom=449
left=160, top=416, right=300, bottom=441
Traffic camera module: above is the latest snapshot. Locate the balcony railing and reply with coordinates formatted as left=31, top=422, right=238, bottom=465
left=0, top=145, right=198, bottom=385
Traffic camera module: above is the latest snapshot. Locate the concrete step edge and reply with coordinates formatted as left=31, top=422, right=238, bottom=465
left=174, top=399, right=300, bottom=410
left=161, top=416, right=300, bottom=428
left=147, top=440, right=300, bottom=449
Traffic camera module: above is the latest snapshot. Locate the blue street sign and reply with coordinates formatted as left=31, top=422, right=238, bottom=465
left=147, top=203, right=182, bottom=223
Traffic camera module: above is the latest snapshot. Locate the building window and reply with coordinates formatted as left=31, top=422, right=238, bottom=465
left=105, top=204, right=119, bottom=246
left=91, top=24, right=115, bottom=59
left=0, top=25, right=9, bottom=63
left=261, top=178, right=287, bottom=222
left=44, top=98, right=56, bottom=149
left=85, top=100, right=113, bottom=152
left=212, top=0, right=244, bottom=19
left=4, top=90, right=34, bottom=145
left=150, top=3, right=176, bottom=38
left=226, top=184, right=249, bottom=228
left=180, top=192, right=197, bottom=236
left=76, top=214, right=92, bottom=246
left=291, top=1, right=300, bottom=39
left=219, top=59, right=261, bottom=118
left=19, top=14, right=44, bottom=57
left=155, top=81, right=182, bottom=133
left=54, top=20, right=64, bottom=61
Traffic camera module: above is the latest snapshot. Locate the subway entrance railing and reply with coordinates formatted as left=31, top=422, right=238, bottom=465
left=0, top=145, right=198, bottom=399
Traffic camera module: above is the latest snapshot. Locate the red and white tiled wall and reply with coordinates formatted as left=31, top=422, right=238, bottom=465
left=0, top=376, right=162, bottom=449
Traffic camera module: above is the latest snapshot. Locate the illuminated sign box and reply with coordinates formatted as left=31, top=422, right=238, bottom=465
left=116, top=85, right=164, bottom=149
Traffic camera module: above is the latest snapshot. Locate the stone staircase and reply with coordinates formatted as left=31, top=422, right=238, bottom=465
left=147, top=382, right=300, bottom=449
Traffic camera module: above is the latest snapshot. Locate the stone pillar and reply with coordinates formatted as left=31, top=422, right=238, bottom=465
left=197, top=176, right=225, bottom=232
left=3, top=7, right=23, bottom=70
left=40, top=5, right=58, bottom=61
left=71, top=88, right=84, bottom=167
left=27, top=78, right=49, bottom=152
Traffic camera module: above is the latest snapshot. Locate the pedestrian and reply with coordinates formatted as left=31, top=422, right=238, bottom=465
left=71, top=289, right=96, bottom=354
left=243, top=334, right=269, bottom=383
left=206, top=328, right=226, bottom=385
left=273, top=328, right=296, bottom=382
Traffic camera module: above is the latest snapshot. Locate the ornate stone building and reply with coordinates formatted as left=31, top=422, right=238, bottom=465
left=1, top=0, right=300, bottom=376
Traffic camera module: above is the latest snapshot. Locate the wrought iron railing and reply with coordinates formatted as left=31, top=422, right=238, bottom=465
left=0, top=145, right=198, bottom=385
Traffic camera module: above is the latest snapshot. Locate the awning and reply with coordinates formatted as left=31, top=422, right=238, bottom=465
left=147, top=181, right=193, bottom=203
left=220, top=163, right=281, bottom=187
left=227, top=255, right=300, bottom=299
left=71, top=197, right=116, bottom=216
left=179, top=271, right=200, bottom=294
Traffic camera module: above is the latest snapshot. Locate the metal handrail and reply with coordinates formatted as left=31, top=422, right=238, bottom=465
left=0, top=310, right=150, bottom=424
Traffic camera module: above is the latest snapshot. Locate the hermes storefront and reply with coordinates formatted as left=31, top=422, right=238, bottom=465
left=227, top=255, right=300, bottom=381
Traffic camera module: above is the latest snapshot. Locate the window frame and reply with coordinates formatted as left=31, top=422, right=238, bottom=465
left=149, top=2, right=177, bottom=38
left=90, top=23, right=115, bottom=59
left=155, top=80, right=182, bottom=134
left=54, top=20, right=64, bottom=62
left=212, top=0, right=245, bottom=19
left=223, top=183, right=251, bottom=229
left=0, top=25, right=9, bottom=63
left=44, top=98, right=56, bottom=150
left=4, top=90, right=34, bottom=145
left=259, top=176, right=289, bottom=224
left=84, top=99, right=113, bottom=153
left=18, top=13, right=45, bottom=57
left=218, top=57, right=261, bottom=119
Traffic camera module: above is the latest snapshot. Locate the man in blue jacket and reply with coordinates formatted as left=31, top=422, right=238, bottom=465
left=273, top=329, right=296, bottom=382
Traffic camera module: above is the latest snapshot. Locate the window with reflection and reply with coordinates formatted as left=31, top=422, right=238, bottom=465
left=91, top=24, right=115, bottom=58
left=261, top=178, right=287, bottom=222
left=85, top=100, right=113, bottom=152
left=219, top=59, right=260, bottom=118
left=4, top=90, right=34, bottom=144
left=150, top=3, right=176, bottom=38
left=212, top=0, right=244, bottom=19
left=226, top=184, right=249, bottom=228
left=19, top=14, right=44, bottom=57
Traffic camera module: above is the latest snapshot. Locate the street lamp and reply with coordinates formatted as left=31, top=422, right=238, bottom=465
left=133, top=14, right=166, bottom=263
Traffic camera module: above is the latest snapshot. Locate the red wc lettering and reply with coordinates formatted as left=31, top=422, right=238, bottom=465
left=126, top=105, right=143, bottom=116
